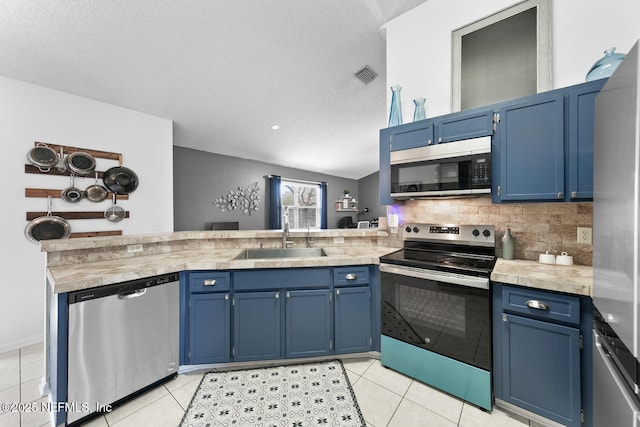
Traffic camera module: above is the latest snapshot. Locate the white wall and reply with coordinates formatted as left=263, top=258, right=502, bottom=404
left=383, top=0, right=640, bottom=120
left=0, top=76, right=173, bottom=352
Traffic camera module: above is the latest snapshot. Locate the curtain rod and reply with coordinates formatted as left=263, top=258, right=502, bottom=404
left=266, top=175, right=324, bottom=186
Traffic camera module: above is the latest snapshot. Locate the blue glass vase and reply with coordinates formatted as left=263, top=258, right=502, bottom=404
left=586, top=47, right=626, bottom=81
left=413, top=97, right=426, bottom=121
left=388, top=85, right=402, bottom=127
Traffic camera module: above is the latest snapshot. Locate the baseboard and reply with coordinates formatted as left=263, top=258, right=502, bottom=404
left=0, top=335, right=43, bottom=354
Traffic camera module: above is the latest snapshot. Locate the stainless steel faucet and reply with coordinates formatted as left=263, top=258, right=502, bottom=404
left=306, top=227, right=314, bottom=248
left=282, top=207, right=293, bottom=248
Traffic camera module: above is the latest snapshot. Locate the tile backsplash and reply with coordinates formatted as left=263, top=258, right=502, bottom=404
left=393, top=197, right=593, bottom=266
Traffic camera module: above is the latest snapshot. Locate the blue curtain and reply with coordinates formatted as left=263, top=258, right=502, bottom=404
left=320, top=182, right=328, bottom=229
left=268, top=175, right=282, bottom=229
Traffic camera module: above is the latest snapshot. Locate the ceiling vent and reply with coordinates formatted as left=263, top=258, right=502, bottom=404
left=355, top=66, right=378, bottom=84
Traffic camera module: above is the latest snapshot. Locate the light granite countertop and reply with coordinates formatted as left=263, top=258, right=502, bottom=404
left=491, top=258, right=593, bottom=297
left=47, top=245, right=399, bottom=294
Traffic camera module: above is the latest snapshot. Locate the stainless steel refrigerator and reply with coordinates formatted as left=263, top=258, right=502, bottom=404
left=593, top=39, right=640, bottom=426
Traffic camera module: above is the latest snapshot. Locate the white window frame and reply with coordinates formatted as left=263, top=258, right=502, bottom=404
left=281, top=179, right=322, bottom=230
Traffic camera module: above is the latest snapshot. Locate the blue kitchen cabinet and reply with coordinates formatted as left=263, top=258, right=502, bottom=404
left=333, top=266, right=372, bottom=354
left=285, top=289, right=332, bottom=358
left=184, top=271, right=232, bottom=365
left=388, top=119, right=435, bottom=151
left=567, top=78, right=607, bottom=200
left=493, top=283, right=592, bottom=427
left=494, top=93, right=565, bottom=202
left=233, top=291, right=282, bottom=361
left=436, top=109, right=495, bottom=144
left=233, top=268, right=332, bottom=361
left=379, top=128, right=393, bottom=205
left=189, top=293, right=231, bottom=364
left=334, top=286, right=371, bottom=354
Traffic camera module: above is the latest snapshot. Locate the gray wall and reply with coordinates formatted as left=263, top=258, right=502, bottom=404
left=174, top=146, right=361, bottom=231
left=357, top=171, right=386, bottom=222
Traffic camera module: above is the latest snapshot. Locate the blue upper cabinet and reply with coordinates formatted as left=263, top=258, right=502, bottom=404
left=567, top=79, right=607, bottom=200
left=436, top=109, right=495, bottom=144
left=494, top=93, right=565, bottom=202
left=389, top=120, right=435, bottom=151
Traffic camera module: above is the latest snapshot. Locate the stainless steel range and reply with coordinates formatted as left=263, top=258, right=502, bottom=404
left=379, top=223, right=496, bottom=410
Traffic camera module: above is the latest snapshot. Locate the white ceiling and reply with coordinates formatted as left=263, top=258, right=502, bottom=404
left=0, top=0, right=427, bottom=179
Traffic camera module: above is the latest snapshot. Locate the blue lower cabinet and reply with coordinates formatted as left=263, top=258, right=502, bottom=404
left=501, top=314, right=581, bottom=426
left=335, top=286, right=371, bottom=354
left=285, top=289, right=332, bottom=358
left=189, top=293, right=231, bottom=364
left=233, top=291, right=282, bottom=361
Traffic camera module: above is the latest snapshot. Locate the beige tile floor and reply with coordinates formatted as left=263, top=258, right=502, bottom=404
left=0, top=345, right=543, bottom=427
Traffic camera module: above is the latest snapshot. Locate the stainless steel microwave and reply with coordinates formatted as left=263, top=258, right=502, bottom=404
left=390, top=136, right=491, bottom=199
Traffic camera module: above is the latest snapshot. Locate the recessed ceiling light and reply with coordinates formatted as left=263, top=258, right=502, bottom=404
left=271, top=125, right=280, bottom=130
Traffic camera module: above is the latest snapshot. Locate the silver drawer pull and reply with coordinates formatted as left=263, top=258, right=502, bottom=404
left=345, top=274, right=358, bottom=280
left=526, top=300, right=550, bottom=311
left=203, top=279, right=217, bottom=286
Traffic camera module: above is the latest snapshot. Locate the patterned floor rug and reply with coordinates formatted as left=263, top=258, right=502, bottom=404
left=179, top=359, right=365, bottom=427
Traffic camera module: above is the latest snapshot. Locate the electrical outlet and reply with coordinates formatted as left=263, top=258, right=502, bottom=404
left=127, top=244, right=144, bottom=253
left=577, top=227, right=592, bottom=244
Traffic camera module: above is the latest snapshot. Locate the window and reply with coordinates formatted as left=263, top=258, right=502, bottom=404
left=281, top=180, right=321, bottom=229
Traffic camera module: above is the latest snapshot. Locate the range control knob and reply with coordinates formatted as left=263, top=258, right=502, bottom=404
left=405, top=226, right=412, bottom=233
left=472, top=229, right=480, bottom=237
left=412, top=226, right=420, bottom=233
left=483, top=229, right=491, bottom=237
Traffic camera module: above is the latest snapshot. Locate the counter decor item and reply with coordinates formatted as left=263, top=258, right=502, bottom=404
left=501, top=228, right=514, bottom=260
left=538, top=251, right=556, bottom=264
left=213, top=182, right=261, bottom=215
left=413, top=97, right=426, bottom=121
left=388, top=85, right=403, bottom=127
left=556, top=252, right=574, bottom=265
left=586, top=47, right=626, bottom=81
left=25, top=196, right=71, bottom=243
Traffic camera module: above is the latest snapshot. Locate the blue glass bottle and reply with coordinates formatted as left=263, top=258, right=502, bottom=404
left=586, top=47, right=626, bottom=81
left=388, top=85, right=402, bottom=127
left=413, top=97, right=426, bottom=122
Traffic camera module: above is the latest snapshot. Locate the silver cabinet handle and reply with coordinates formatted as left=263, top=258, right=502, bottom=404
left=557, top=192, right=564, bottom=199
left=345, top=273, right=358, bottom=280
left=497, top=185, right=501, bottom=196
left=526, top=300, right=550, bottom=311
left=203, top=279, right=217, bottom=286
left=336, top=289, right=341, bottom=295
left=571, top=191, right=577, bottom=198
left=275, top=292, right=280, bottom=299
left=224, top=294, right=229, bottom=300
left=286, top=291, right=290, bottom=298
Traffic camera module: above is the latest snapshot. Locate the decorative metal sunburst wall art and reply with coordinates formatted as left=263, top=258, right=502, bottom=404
left=213, top=182, right=261, bottom=215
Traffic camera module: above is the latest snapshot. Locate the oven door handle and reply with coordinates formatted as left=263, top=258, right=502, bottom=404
left=379, top=263, right=489, bottom=290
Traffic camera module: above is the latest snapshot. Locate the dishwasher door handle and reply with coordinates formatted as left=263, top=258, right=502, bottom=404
left=118, top=288, right=147, bottom=299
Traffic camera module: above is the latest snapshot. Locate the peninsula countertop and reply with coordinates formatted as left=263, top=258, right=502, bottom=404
left=491, top=258, right=593, bottom=297
left=46, top=245, right=399, bottom=294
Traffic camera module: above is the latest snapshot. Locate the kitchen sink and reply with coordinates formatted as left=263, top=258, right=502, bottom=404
left=234, top=247, right=328, bottom=259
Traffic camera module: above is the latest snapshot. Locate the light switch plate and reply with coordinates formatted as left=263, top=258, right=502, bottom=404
left=577, top=227, right=592, bottom=244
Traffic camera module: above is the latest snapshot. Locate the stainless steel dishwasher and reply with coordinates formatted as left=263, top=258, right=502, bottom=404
left=66, top=273, right=180, bottom=425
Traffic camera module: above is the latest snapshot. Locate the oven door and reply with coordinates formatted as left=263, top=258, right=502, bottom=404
left=380, top=263, right=491, bottom=371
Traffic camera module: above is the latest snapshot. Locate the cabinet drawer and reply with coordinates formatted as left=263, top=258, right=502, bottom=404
left=188, top=271, right=230, bottom=293
left=502, top=285, right=580, bottom=326
left=436, top=109, right=494, bottom=143
left=390, top=122, right=434, bottom=151
left=233, top=268, right=331, bottom=291
left=334, top=266, right=369, bottom=286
